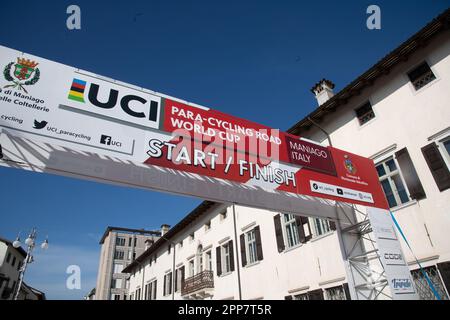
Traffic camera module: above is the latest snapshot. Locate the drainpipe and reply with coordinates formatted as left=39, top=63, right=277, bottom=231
left=232, top=204, right=242, bottom=300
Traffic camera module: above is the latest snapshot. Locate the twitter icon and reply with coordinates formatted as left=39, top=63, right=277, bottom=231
left=33, top=120, right=48, bottom=129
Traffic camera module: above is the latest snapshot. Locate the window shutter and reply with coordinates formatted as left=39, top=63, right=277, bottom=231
left=421, top=143, right=450, bottom=191
left=174, top=269, right=178, bottom=292
left=301, top=216, right=312, bottom=241
left=181, top=266, right=185, bottom=282
left=216, top=246, right=222, bottom=276
left=240, top=234, right=247, bottom=267
left=168, top=273, right=172, bottom=295
left=273, top=214, right=285, bottom=252
left=329, top=220, right=337, bottom=231
left=343, top=283, right=351, bottom=300
left=295, top=216, right=306, bottom=243
left=395, top=148, right=426, bottom=200
left=163, top=275, right=166, bottom=296
left=229, top=241, right=235, bottom=272
left=255, top=226, right=264, bottom=261
left=154, top=280, right=157, bottom=299
left=284, top=295, right=293, bottom=300
left=437, top=262, right=450, bottom=294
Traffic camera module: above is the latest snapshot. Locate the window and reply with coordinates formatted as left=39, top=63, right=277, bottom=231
left=216, top=241, right=234, bottom=276
left=128, top=237, right=132, bottom=247
left=6, top=252, right=11, bottom=263
left=222, top=243, right=231, bottom=273
left=189, top=233, right=195, bottom=241
left=150, top=280, right=157, bottom=299
left=408, top=61, right=436, bottom=91
left=132, top=252, right=136, bottom=260
left=127, top=251, right=132, bottom=260
left=376, top=158, right=409, bottom=208
left=220, top=210, right=228, bottom=220
left=293, top=293, right=309, bottom=300
left=17, top=261, right=22, bottom=271
left=144, top=283, right=149, bottom=300
left=246, top=229, right=258, bottom=264
left=355, top=101, right=375, bottom=125
left=146, top=280, right=157, bottom=300
left=411, top=266, right=449, bottom=300
left=113, top=263, right=123, bottom=274
left=134, top=237, right=137, bottom=247
left=115, top=237, right=125, bottom=246
left=197, top=247, right=203, bottom=274
left=205, top=220, right=211, bottom=231
left=179, top=240, right=183, bottom=249
left=205, top=251, right=212, bottom=271
left=163, top=272, right=172, bottom=296
left=175, top=266, right=185, bottom=292
left=274, top=214, right=311, bottom=252
left=188, top=259, right=195, bottom=277
left=12, top=256, right=16, bottom=267
left=135, top=288, right=141, bottom=300
left=111, top=278, right=122, bottom=289
left=311, top=218, right=332, bottom=237
left=114, top=250, right=124, bottom=260
left=111, top=294, right=120, bottom=300
left=168, top=244, right=171, bottom=255
left=241, top=227, right=263, bottom=267
left=325, top=285, right=347, bottom=300
left=283, top=214, right=300, bottom=248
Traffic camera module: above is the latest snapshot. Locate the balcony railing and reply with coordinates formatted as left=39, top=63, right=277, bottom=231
left=181, top=270, right=214, bottom=296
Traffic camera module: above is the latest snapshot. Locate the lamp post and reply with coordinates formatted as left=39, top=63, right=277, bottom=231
left=12, top=227, right=48, bottom=300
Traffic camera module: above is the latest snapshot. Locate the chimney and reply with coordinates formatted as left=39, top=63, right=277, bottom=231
left=160, top=224, right=170, bottom=236
left=311, top=79, right=335, bottom=106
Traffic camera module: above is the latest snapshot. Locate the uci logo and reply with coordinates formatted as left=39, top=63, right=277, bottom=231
left=67, top=78, right=160, bottom=128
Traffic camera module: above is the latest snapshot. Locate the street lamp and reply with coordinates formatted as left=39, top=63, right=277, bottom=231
left=12, top=227, right=48, bottom=300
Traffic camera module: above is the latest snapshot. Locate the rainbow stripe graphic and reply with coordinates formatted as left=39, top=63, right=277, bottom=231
left=68, top=79, right=86, bottom=102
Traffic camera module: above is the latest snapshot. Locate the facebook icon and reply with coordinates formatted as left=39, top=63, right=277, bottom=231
left=100, top=135, right=112, bottom=145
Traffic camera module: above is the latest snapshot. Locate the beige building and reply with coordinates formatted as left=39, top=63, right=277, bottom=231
left=95, top=226, right=161, bottom=300
left=124, top=9, right=450, bottom=300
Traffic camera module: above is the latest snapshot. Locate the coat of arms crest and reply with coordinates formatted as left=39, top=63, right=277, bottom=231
left=3, top=57, right=40, bottom=94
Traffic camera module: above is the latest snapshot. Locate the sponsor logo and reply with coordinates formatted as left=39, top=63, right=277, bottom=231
left=391, top=278, right=413, bottom=291
left=3, top=58, right=40, bottom=94
left=68, top=79, right=86, bottom=102
left=100, top=134, right=122, bottom=147
left=33, top=119, right=48, bottom=129
left=67, top=78, right=159, bottom=125
left=343, top=154, right=357, bottom=174
left=337, top=188, right=344, bottom=195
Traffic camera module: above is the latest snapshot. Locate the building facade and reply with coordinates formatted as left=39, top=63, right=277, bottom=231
left=0, top=236, right=26, bottom=300
left=95, top=227, right=161, bottom=300
left=124, top=9, right=450, bottom=300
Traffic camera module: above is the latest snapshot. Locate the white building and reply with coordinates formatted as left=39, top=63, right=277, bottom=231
left=0, top=236, right=27, bottom=300
left=124, top=9, right=450, bottom=300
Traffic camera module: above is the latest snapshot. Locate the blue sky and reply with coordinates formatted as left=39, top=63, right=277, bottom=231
left=0, top=0, right=448, bottom=299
